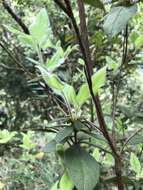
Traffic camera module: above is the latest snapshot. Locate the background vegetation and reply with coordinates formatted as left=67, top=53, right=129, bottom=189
left=1, top=0, right=143, bottom=189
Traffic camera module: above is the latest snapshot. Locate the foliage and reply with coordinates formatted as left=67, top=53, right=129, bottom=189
left=1, top=0, right=143, bottom=190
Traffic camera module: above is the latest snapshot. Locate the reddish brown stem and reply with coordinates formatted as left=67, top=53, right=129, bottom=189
left=60, top=0, right=124, bottom=189
left=76, top=0, right=118, bottom=157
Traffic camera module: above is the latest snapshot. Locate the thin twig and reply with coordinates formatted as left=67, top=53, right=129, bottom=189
left=121, top=127, right=143, bottom=153
left=111, top=25, right=128, bottom=140
left=80, top=141, right=112, bottom=155
left=0, top=63, right=23, bottom=71
left=22, top=128, right=57, bottom=133
left=84, top=120, right=104, bottom=133
left=0, top=41, right=33, bottom=76
left=2, top=0, right=30, bottom=34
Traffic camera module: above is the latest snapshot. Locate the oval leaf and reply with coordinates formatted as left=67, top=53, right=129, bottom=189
left=127, top=134, right=143, bottom=145
left=43, top=140, right=57, bottom=153
left=92, top=66, right=106, bottom=94
left=103, top=5, right=137, bottom=38
left=50, top=182, right=60, bottom=190
left=60, top=172, right=74, bottom=190
left=76, top=83, right=89, bottom=107
left=64, top=145, right=100, bottom=190
left=62, top=84, right=77, bottom=107
left=37, top=66, right=64, bottom=90
left=55, top=127, right=73, bottom=143
left=76, top=67, right=106, bottom=106
left=130, top=152, right=141, bottom=175
left=29, top=8, right=52, bottom=46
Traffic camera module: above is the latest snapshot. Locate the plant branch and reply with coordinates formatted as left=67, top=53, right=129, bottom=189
left=53, top=0, right=118, bottom=157
left=22, top=128, right=57, bottom=133
left=80, top=141, right=112, bottom=155
left=76, top=0, right=118, bottom=157
left=112, top=26, right=128, bottom=140
left=1, top=1, right=71, bottom=117
left=76, top=1, right=124, bottom=189
left=121, top=127, right=143, bottom=153
left=0, top=41, right=33, bottom=76
left=0, top=62, right=23, bottom=71
left=2, top=0, right=30, bottom=34
left=53, top=0, right=70, bottom=17
left=83, top=120, right=104, bottom=133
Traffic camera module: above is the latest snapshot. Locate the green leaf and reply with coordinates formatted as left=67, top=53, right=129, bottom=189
left=92, top=148, right=100, bottom=162
left=76, top=83, right=89, bottom=107
left=55, top=127, right=73, bottom=143
left=50, top=182, right=60, bottom=190
left=78, top=58, right=85, bottom=65
left=37, top=66, right=64, bottom=91
left=0, top=130, right=17, bottom=144
left=76, top=67, right=106, bottom=106
left=92, top=67, right=106, bottom=95
left=29, top=8, right=52, bottom=47
left=128, top=135, right=143, bottom=145
left=38, top=66, right=77, bottom=106
left=84, top=0, right=104, bottom=10
left=88, top=133, right=106, bottom=143
left=5, top=9, right=52, bottom=49
left=43, top=140, right=57, bottom=153
left=19, top=34, right=35, bottom=47
left=60, top=172, right=74, bottom=190
left=50, top=172, right=74, bottom=190
left=103, top=154, right=114, bottom=167
left=135, top=35, right=143, bottom=49
left=20, top=132, right=36, bottom=150
left=130, top=31, right=139, bottom=44
left=46, top=46, right=64, bottom=72
left=46, top=44, right=77, bottom=72
left=5, top=26, right=35, bottom=47
left=106, top=56, right=120, bottom=71
left=64, top=145, right=100, bottom=190
left=103, top=5, right=137, bottom=38
left=62, top=84, right=77, bottom=107
left=73, top=120, right=84, bottom=131
left=130, top=152, right=141, bottom=175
